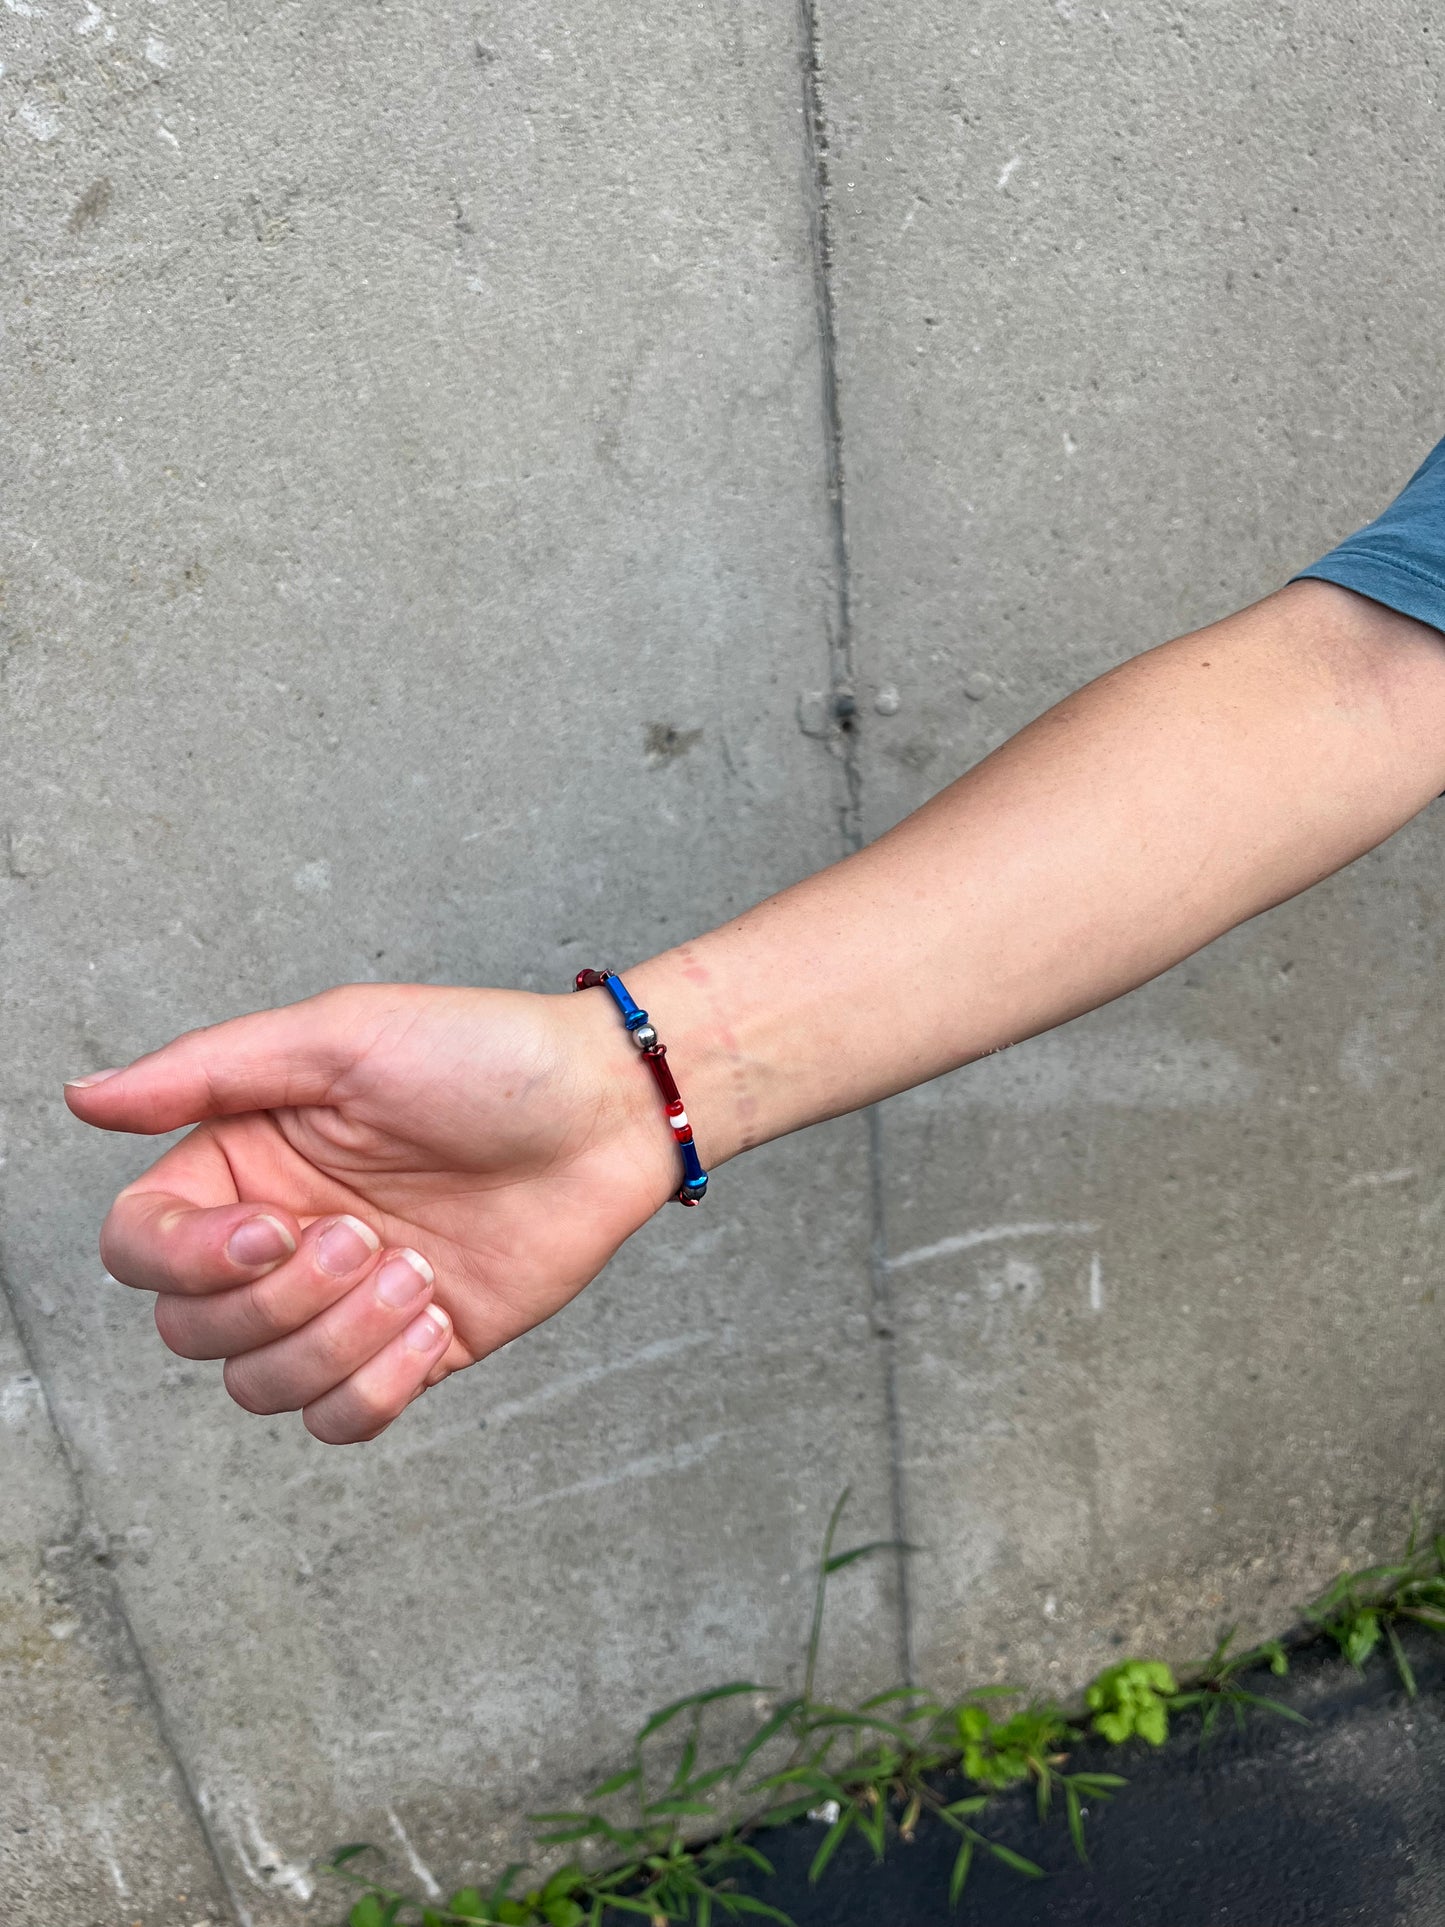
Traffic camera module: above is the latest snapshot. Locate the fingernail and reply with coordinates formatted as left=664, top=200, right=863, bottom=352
left=405, top=1306, right=450, bottom=1352
left=226, top=1214, right=297, bottom=1269
left=65, top=1068, right=125, bottom=1089
left=375, top=1248, right=434, bottom=1309
left=315, top=1215, right=381, bottom=1277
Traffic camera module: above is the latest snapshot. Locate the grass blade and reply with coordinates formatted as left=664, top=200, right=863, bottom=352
left=1065, top=1783, right=1087, bottom=1864
left=824, top=1540, right=914, bottom=1575
left=948, top=1836, right=974, bottom=1907
left=808, top=1811, right=853, bottom=1885
left=986, top=1841, right=1046, bottom=1879
left=736, top=1700, right=804, bottom=1772
left=1387, top=1622, right=1418, bottom=1699
left=635, top=1685, right=767, bottom=1747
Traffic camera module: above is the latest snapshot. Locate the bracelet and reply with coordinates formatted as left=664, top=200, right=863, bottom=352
left=573, top=969, right=709, bottom=1206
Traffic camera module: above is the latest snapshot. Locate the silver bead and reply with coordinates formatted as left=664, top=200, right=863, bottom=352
left=632, top=1024, right=658, bottom=1050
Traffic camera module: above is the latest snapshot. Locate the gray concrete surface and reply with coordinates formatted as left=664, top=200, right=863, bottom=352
left=0, top=1293, right=230, bottom=1924
left=2, top=0, right=1443, bottom=1920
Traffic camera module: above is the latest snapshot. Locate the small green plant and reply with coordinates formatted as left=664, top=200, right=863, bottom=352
left=323, top=1502, right=1445, bottom=1926
left=1168, top=1627, right=1302, bottom=1744
left=1303, top=1523, right=1445, bottom=1698
left=1085, top=1659, right=1177, bottom=1746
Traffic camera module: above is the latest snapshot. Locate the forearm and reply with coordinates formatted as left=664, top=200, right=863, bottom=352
left=630, top=582, right=1445, bottom=1165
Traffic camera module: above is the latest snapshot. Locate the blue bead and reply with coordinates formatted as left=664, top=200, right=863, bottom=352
left=603, top=973, right=645, bottom=1024
left=679, top=1142, right=708, bottom=1187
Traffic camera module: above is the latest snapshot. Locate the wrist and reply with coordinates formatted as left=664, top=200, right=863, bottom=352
left=551, top=987, right=682, bottom=1212
left=625, top=940, right=778, bottom=1172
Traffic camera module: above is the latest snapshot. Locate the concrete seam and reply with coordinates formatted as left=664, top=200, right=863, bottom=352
left=0, top=1257, right=248, bottom=1926
left=795, top=0, right=915, bottom=1685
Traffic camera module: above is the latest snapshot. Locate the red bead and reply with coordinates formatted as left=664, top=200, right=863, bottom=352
left=645, top=1052, right=682, bottom=1105
left=674, top=1125, right=694, bottom=1143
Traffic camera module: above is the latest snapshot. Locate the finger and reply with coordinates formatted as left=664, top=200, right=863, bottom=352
left=302, top=1305, right=453, bottom=1445
left=154, top=1214, right=383, bottom=1359
left=222, top=1247, right=435, bottom=1415
left=101, top=1189, right=304, bottom=1296
left=62, top=987, right=374, bottom=1136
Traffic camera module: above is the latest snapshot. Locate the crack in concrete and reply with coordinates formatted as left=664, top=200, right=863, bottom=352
left=0, top=1256, right=247, bottom=1924
left=795, top=0, right=914, bottom=1686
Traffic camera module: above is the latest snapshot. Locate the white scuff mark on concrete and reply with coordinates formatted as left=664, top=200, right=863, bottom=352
left=388, top=1810, right=442, bottom=1899
left=88, top=1808, right=129, bottom=1897
left=1, top=1371, right=44, bottom=1426
left=19, top=96, right=61, bottom=142
left=144, top=32, right=172, bottom=65
left=225, top=1820, right=259, bottom=1886
left=292, top=859, right=332, bottom=897
left=5, top=0, right=38, bottom=16
left=75, top=1, right=104, bottom=31
left=205, top=1792, right=257, bottom=1927
left=1063, top=430, right=1078, bottom=456
left=996, top=153, right=1022, bottom=191
left=1088, top=1252, right=1104, bottom=1312
left=320, top=1330, right=718, bottom=1482
left=486, top=1331, right=713, bottom=1428
left=1338, top=1015, right=1406, bottom=1094
left=981, top=1254, right=1043, bottom=1311
left=156, top=119, right=180, bottom=148
left=1347, top=1167, right=1417, bottom=1189
left=238, top=1807, right=314, bottom=1900
left=888, top=1222, right=1099, bottom=1272
left=521, top=1432, right=725, bottom=1511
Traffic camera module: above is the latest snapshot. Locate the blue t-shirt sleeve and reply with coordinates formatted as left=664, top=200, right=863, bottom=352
left=1293, top=436, right=1445, bottom=637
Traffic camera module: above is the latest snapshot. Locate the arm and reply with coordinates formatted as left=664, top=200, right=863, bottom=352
left=630, top=581, right=1445, bottom=1158
left=66, top=581, right=1445, bottom=1443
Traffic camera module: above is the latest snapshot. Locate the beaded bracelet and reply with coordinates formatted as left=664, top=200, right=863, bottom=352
left=573, top=969, right=709, bottom=1206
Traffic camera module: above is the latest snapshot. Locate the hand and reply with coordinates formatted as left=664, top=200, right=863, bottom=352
left=65, top=984, right=681, bottom=1443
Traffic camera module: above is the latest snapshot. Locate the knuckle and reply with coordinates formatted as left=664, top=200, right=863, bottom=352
left=98, top=1217, right=132, bottom=1285
left=303, top=1402, right=386, bottom=1447
left=245, top=1276, right=299, bottom=1346
left=348, top=1379, right=398, bottom=1434
left=310, top=1379, right=398, bottom=1446
left=222, top=1355, right=287, bottom=1416
left=307, top=1318, right=356, bottom=1382
left=154, top=1297, right=205, bottom=1360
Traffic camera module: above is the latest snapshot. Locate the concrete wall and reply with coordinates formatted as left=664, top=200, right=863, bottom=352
left=2, top=1, right=1441, bottom=1919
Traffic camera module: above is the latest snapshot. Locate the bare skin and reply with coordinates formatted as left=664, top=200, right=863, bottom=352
left=66, top=581, right=1445, bottom=1443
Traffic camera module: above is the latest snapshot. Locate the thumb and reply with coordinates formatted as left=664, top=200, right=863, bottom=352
left=63, top=989, right=364, bottom=1134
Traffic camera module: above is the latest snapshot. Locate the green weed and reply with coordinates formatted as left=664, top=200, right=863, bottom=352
left=323, top=1499, right=1445, bottom=1926
left=1302, top=1522, right=1445, bottom=1698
